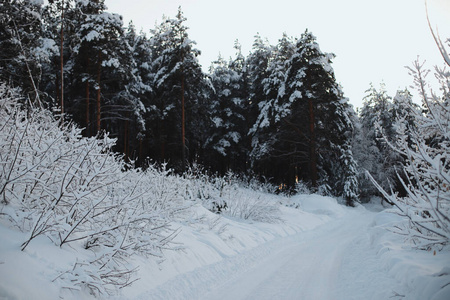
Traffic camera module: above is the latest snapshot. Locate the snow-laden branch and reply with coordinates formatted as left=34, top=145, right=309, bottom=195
left=368, top=58, right=450, bottom=250
left=0, top=83, right=183, bottom=295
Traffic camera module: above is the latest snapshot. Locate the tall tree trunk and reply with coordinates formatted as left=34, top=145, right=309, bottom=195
left=96, top=50, right=102, bottom=133
left=55, top=70, right=60, bottom=108
left=139, top=138, right=143, bottom=165
left=59, top=0, right=64, bottom=119
left=308, top=98, right=317, bottom=188
left=181, top=73, right=186, bottom=171
left=160, top=119, right=166, bottom=161
left=85, top=78, right=90, bottom=135
left=124, top=117, right=128, bottom=159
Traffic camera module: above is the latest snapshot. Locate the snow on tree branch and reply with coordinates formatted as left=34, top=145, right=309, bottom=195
left=368, top=55, right=450, bottom=250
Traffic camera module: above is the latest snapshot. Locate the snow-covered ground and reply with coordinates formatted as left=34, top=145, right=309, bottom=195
left=1, top=194, right=449, bottom=300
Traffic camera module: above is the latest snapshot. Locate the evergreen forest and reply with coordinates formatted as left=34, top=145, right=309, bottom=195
left=1, top=1, right=450, bottom=297
left=0, top=0, right=445, bottom=207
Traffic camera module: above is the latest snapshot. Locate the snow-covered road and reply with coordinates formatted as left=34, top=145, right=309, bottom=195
left=199, top=209, right=399, bottom=300
left=134, top=206, right=404, bottom=300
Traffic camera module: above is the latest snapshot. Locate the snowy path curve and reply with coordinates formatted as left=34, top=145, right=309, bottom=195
left=200, top=209, right=400, bottom=300
left=133, top=208, right=402, bottom=300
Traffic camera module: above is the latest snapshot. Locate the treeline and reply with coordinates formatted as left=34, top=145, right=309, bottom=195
left=1, top=0, right=431, bottom=206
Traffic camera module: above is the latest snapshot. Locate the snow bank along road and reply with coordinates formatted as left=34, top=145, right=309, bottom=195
left=133, top=207, right=404, bottom=300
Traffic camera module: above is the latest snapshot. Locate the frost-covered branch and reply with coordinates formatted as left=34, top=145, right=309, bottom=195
left=368, top=57, right=450, bottom=249
left=0, top=82, right=183, bottom=294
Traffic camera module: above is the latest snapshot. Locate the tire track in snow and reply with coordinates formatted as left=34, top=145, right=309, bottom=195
left=132, top=208, right=401, bottom=300
left=201, top=209, right=401, bottom=300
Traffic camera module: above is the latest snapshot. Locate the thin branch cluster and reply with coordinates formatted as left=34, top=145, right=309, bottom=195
left=369, top=55, right=450, bottom=250
left=0, top=83, right=184, bottom=295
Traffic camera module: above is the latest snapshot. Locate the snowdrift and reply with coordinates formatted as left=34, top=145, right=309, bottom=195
left=370, top=209, right=450, bottom=300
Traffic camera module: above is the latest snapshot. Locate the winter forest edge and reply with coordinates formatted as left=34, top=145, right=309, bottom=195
left=0, top=0, right=449, bottom=298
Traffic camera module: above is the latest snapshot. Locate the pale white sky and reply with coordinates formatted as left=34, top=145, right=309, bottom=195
left=106, top=0, right=450, bottom=109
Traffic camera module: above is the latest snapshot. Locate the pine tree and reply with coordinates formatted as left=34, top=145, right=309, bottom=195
left=281, top=30, right=359, bottom=202
left=281, top=30, right=324, bottom=188
left=228, top=40, right=251, bottom=172
left=246, top=34, right=272, bottom=134
left=352, top=110, right=382, bottom=201
left=356, top=84, right=404, bottom=200
left=392, top=88, right=419, bottom=147
left=122, top=23, right=152, bottom=163
left=206, top=55, right=246, bottom=173
left=40, top=0, right=70, bottom=111
left=0, top=0, right=48, bottom=103
left=148, top=7, right=207, bottom=171
left=91, top=1, right=124, bottom=132
left=249, top=33, right=296, bottom=184
left=327, top=92, right=360, bottom=205
left=102, top=22, right=147, bottom=160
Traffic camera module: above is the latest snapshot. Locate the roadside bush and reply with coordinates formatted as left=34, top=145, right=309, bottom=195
left=0, top=83, right=180, bottom=295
